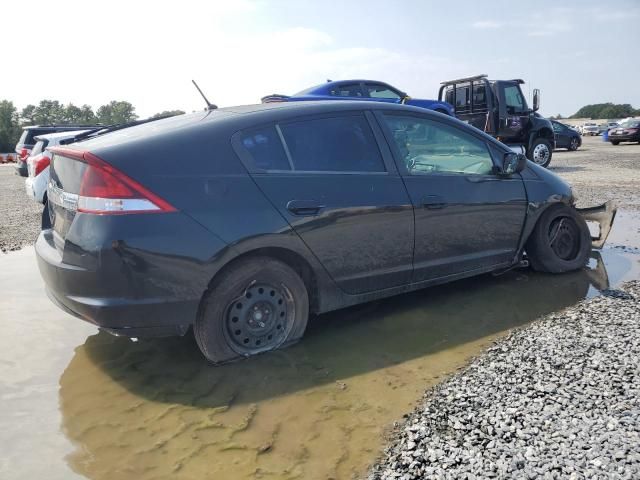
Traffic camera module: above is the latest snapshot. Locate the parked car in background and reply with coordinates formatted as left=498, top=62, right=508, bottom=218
left=262, top=79, right=455, bottom=116
left=15, top=124, right=101, bottom=176
left=598, top=122, right=619, bottom=135
left=609, top=118, right=640, bottom=145
left=25, top=130, right=90, bottom=227
left=551, top=120, right=581, bottom=151
left=36, top=101, right=615, bottom=364
left=580, top=122, right=599, bottom=136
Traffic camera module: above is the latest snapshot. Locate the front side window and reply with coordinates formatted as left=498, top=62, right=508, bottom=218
left=279, top=115, right=385, bottom=172
left=328, top=84, right=363, bottom=98
left=552, top=122, right=562, bottom=133
left=504, top=85, right=526, bottom=113
left=384, top=115, right=494, bottom=175
left=365, top=84, right=402, bottom=100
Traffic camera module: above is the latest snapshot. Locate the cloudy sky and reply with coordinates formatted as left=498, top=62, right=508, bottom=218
left=3, top=0, right=639, bottom=118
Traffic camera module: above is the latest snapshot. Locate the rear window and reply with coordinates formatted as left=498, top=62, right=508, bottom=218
left=17, top=128, right=49, bottom=146
left=279, top=115, right=385, bottom=172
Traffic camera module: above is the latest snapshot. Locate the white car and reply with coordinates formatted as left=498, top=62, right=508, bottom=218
left=580, top=123, right=599, bottom=136
left=25, top=130, right=90, bottom=204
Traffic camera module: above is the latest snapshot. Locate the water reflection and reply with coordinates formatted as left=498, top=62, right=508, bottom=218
left=59, top=255, right=628, bottom=479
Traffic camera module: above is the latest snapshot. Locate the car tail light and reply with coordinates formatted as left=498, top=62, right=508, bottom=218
left=49, top=148, right=177, bottom=215
left=33, top=154, right=51, bottom=177
left=20, top=148, right=28, bottom=160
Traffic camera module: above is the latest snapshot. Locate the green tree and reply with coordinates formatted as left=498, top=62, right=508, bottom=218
left=571, top=103, right=637, bottom=119
left=20, top=104, right=37, bottom=125
left=151, top=110, right=185, bottom=119
left=96, top=101, right=138, bottom=124
left=63, top=103, right=97, bottom=124
left=31, top=100, right=65, bottom=124
left=0, top=100, right=21, bottom=152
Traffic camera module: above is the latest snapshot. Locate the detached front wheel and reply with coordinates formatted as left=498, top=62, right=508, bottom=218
left=526, top=205, right=591, bottom=273
left=527, top=138, right=553, bottom=168
left=195, top=257, right=309, bottom=364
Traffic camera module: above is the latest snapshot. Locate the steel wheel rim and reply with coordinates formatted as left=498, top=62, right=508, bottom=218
left=548, top=217, right=580, bottom=260
left=533, top=143, right=550, bottom=164
left=223, top=282, right=293, bottom=355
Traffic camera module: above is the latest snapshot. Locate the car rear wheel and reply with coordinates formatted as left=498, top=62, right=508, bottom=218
left=195, top=256, right=309, bottom=364
left=527, top=138, right=552, bottom=168
left=568, top=138, right=580, bottom=151
left=525, top=205, right=591, bottom=273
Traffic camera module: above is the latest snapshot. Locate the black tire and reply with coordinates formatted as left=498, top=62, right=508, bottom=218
left=195, top=256, right=309, bottom=364
left=41, top=198, right=51, bottom=230
left=611, top=141, right=620, bottom=145
left=527, top=137, right=553, bottom=168
left=568, top=137, right=580, bottom=151
left=525, top=204, right=591, bottom=273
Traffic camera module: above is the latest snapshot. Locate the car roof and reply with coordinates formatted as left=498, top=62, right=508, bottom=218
left=75, top=101, right=506, bottom=153
left=34, top=130, right=91, bottom=141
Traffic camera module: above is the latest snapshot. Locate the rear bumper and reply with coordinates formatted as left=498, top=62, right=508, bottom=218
left=609, top=134, right=640, bottom=142
left=35, top=227, right=210, bottom=338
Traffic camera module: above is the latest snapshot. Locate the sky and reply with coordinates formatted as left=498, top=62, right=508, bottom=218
left=2, top=0, right=639, bottom=119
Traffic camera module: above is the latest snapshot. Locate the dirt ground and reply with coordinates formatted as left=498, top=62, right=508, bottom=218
left=0, top=165, right=42, bottom=252
left=549, top=135, right=640, bottom=210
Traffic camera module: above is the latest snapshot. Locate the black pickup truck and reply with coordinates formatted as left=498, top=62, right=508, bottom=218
left=439, top=75, right=555, bottom=168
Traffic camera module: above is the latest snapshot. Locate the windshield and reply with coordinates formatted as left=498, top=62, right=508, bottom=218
left=620, top=119, right=640, bottom=128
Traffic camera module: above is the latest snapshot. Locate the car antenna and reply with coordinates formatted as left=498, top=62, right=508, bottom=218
left=191, top=79, right=217, bottom=110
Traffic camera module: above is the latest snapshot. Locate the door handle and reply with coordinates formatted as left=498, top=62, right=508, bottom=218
left=286, top=200, right=325, bottom=216
left=421, top=195, right=446, bottom=209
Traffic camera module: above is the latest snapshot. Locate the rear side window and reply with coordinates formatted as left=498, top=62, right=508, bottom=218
left=328, top=84, right=363, bottom=97
left=365, top=83, right=401, bottom=100
left=279, top=115, right=385, bottom=172
left=240, top=126, right=292, bottom=171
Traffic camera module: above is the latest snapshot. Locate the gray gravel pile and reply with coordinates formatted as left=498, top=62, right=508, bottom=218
left=0, top=166, right=42, bottom=252
left=369, top=281, right=640, bottom=480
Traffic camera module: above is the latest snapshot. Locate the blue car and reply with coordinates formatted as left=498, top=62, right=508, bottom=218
left=262, top=79, right=454, bottom=116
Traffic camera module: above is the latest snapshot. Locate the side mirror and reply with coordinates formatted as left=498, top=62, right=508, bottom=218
left=532, top=88, right=540, bottom=112
left=502, top=152, right=527, bottom=175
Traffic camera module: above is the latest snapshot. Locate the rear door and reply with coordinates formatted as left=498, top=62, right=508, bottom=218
left=233, top=112, right=415, bottom=294
left=377, top=111, right=527, bottom=282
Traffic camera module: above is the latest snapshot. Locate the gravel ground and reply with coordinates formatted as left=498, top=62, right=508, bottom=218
left=369, top=281, right=640, bottom=480
left=0, top=165, right=43, bottom=252
left=549, top=136, right=640, bottom=211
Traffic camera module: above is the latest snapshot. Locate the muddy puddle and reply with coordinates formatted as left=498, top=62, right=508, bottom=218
left=1, top=211, right=639, bottom=480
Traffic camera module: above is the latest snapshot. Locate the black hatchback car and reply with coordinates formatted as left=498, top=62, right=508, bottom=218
left=551, top=120, right=581, bottom=151
left=37, top=101, right=613, bottom=363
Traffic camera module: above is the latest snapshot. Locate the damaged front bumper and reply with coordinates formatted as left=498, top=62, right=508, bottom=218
left=576, top=200, right=617, bottom=249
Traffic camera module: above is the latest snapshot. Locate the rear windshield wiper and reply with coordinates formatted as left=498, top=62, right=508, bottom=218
left=59, top=117, right=167, bottom=145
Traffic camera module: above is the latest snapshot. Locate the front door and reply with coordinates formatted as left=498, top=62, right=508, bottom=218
left=233, top=112, right=415, bottom=294
left=377, top=112, right=528, bottom=282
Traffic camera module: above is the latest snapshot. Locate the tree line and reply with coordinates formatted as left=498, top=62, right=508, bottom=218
left=0, top=99, right=185, bottom=152
left=564, top=103, right=639, bottom=120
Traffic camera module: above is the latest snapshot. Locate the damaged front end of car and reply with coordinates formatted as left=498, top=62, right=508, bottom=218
left=576, top=200, right=617, bottom=249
